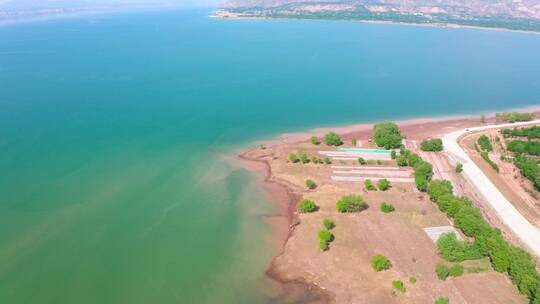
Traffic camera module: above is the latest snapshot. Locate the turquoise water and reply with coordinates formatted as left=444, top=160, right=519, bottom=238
left=1, top=8, right=540, bottom=304
left=339, top=148, right=393, bottom=154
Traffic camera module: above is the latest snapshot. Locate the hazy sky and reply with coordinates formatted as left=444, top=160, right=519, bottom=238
left=0, top=0, right=223, bottom=10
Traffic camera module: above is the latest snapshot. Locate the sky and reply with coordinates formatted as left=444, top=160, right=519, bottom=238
left=0, top=0, right=223, bottom=11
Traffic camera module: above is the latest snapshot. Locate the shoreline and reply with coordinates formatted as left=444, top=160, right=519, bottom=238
left=211, top=12, right=540, bottom=36
left=238, top=106, right=540, bottom=303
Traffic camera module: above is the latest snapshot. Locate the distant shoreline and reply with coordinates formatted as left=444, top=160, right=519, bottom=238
left=211, top=11, right=540, bottom=36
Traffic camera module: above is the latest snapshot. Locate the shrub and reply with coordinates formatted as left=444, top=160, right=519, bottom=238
left=434, top=297, right=449, bottom=304
left=323, top=218, right=335, bottom=230
left=496, top=112, right=534, bottom=123
left=351, top=138, right=357, bottom=146
left=371, top=254, right=391, bottom=271
left=380, top=202, right=395, bottom=213
left=364, top=179, right=377, bottom=191
left=436, top=264, right=450, bottom=280
left=336, top=195, right=367, bottom=212
left=289, top=153, right=299, bottom=163
left=477, top=135, right=493, bottom=152
left=480, top=151, right=499, bottom=172
left=391, top=150, right=397, bottom=159
left=378, top=179, right=391, bottom=191
left=324, top=132, right=343, bottom=146
left=318, top=230, right=334, bottom=242
left=297, top=199, right=318, bottom=213
left=310, top=136, right=320, bottom=145
left=409, top=276, right=417, bottom=284
left=392, top=280, right=406, bottom=293
left=514, top=154, right=540, bottom=190
left=323, top=157, right=332, bottom=164
left=300, top=153, right=309, bottom=164
left=436, top=233, right=482, bottom=262
left=357, top=157, right=366, bottom=165
left=449, top=264, right=464, bottom=277
left=373, top=122, right=403, bottom=149
left=319, top=239, right=329, bottom=251
left=455, top=162, right=463, bottom=173
left=421, top=138, right=443, bottom=152
left=305, top=179, right=317, bottom=190
left=396, top=155, right=408, bottom=166
left=311, top=156, right=319, bottom=164
left=507, top=140, right=540, bottom=156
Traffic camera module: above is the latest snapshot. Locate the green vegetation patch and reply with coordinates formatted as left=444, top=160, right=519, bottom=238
left=323, top=218, right=334, bottom=230
left=364, top=179, right=376, bottom=191
left=324, top=132, right=343, bottom=146
left=373, top=122, right=403, bottom=149
left=480, top=151, right=499, bottom=172
left=502, top=126, right=540, bottom=139
left=380, top=202, right=395, bottom=213
left=371, top=254, right=391, bottom=271
left=496, top=112, right=534, bottom=123
left=507, top=140, right=540, bottom=156
left=336, top=194, right=367, bottom=213
left=437, top=233, right=482, bottom=262
left=420, top=138, right=443, bottom=152
left=377, top=178, right=391, bottom=191
left=434, top=297, right=449, bottom=304
left=305, top=179, right=317, bottom=190
left=297, top=199, right=318, bottom=213
left=392, top=280, right=406, bottom=293
left=477, top=135, right=493, bottom=152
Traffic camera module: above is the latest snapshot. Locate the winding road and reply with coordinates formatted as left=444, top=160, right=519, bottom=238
left=442, top=120, right=540, bottom=257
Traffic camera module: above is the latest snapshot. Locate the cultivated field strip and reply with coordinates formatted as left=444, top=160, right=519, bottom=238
left=331, top=176, right=415, bottom=183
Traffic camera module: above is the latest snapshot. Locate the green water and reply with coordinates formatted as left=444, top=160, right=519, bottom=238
left=1, top=8, right=540, bottom=304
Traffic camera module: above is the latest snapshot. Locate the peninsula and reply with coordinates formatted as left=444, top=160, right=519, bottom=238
left=242, top=111, right=540, bottom=303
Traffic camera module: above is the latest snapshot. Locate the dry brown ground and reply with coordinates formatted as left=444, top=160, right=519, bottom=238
left=244, top=123, right=527, bottom=303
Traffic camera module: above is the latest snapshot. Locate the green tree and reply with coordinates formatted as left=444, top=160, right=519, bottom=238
left=434, top=297, right=449, bottom=304
left=380, top=202, right=395, bottom=213
left=289, top=153, right=299, bottom=163
left=455, top=163, right=463, bottom=173
left=377, top=179, right=391, bottom=191
left=373, top=122, right=403, bottom=149
left=371, top=254, right=391, bottom=271
left=449, top=264, right=464, bottom=277
left=297, top=199, right=318, bottom=213
left=336, top=195, right=367, bottom=212
left=364, top=179, right=376, bottom=191
left=324, top=132, right=343, bottom=146
left=420, top=138, right=443, bottom=152
left=300, top=153, right=309, bottom=164
left=392, top=280, right=406, bottom=293
left=310, top=136, right=320, bottom=145
left=436, top=233, right=482, bottom=262
left=357, top=157, right=366, bottom=165
left=436, top=264, right=450, bottom=280
left=305, top=179, right=317, bottom=190
left=323, top=218, right=335, bottom=230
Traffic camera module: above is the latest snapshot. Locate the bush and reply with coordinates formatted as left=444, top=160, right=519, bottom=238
left=318, top=230, right=334, bottom=242
left=436, top=233, right=482, bottom=262
left=496, top=112, right=534, bottom=123
left=297, top=199, right=318, bottom=213
left=378, top=179, right=391, bottom=191
left=507, top=140, right=540, bottom=156
left=434, top=297, right=449, bottom=304
left=436, top=264, right=450, bottom=280
left=351, top=138, right=357, bottom=146
left=324, top=132, right=343, bottom=146
left=373, top=122, right=403, bottom=149
left=323, top=157, right=332, bottom=164
left=380, top=202, right=395, bottom=213
left=392, top=280, right=406, bottom=293
left=323, top=218, right=335, bottom=230
left=336, top=195, right=367, bottom=212
left=477, top=135, right=493, bottom=152
left=391, top=150, right=397, bottom=159
left=300, top=153, right=309, bottom=164
left=502, top=126, right=540, bottom=139
left=421, top=138, right=443, bottom=152
left=305, top=179, right=317, bottom=190
left=409, top=276, right=417, bottom=284
left=455, top=162, right=463, bottom=173
left=289, top=153, right=299, bottom=163
left=310, top=136, right=320, bottom=145
left=319, top=239, right=329, bottom=251
left=364, top=179, right=376, bottom=191
left=357, top=157, right=366, bottom=165
left=480, top=151, right=499, bottom=172
left=449, top=264, right=464, bottom=277
left=396, top=155, right=408, bottom=166
left=514, top=154, right=540, bottom=190
left=371, top=254, right=391, bottom=271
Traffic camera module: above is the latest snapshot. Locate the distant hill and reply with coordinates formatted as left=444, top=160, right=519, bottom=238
left=217, top=0, right=540, bottom=32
